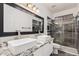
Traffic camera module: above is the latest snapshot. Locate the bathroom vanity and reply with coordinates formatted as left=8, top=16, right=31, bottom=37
left=0, top=35, right=54, bottom=56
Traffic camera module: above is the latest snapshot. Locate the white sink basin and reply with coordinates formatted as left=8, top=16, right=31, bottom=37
left=7, top=38, right=36, bottom=55
left=8, top=38, right=36, bottom=47
left=37, top=35, right=51, bottom=44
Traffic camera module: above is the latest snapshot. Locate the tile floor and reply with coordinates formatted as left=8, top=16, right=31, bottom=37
left=50, top=50, right=75, bottom=56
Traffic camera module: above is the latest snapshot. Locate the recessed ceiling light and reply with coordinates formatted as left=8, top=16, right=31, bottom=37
left=52, top=5, right=56, bottom=8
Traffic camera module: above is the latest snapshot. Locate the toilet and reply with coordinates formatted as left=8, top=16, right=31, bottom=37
left=53, top=43, right=61, bottom=54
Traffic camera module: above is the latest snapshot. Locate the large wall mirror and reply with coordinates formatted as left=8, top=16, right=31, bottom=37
left=0, top=3, right=44, bottom=37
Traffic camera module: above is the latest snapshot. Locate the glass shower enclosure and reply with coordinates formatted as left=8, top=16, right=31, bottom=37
left=54, top=14, right=77, bottom=48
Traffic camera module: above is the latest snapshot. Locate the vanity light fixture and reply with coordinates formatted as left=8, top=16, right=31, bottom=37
left=25, top=3, right=39, bottom=13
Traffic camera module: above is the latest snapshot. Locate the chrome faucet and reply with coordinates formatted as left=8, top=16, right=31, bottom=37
left=39, top=30, right=41, bottom=34
left=16, top=30, right=21, bottom=39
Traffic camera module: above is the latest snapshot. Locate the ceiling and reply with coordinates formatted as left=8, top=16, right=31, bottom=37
left=44, top=3, right=78, bottom=13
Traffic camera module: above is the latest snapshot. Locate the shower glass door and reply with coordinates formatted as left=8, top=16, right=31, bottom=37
left=63, top=14, right=76, bottom=48
left=54, top=14, right=76, bottom=48
left=54, top=16, right=64, bottom=45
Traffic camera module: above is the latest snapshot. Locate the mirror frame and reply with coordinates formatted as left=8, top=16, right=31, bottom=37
left=0, top=3, right=44, bottom=37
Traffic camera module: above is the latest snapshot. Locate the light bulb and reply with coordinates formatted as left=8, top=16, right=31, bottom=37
left=33, top=6, right=36, bottom=11
left=36, top=8, right=39, bottom=12
left=27, top=3, right=33, bottom=9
